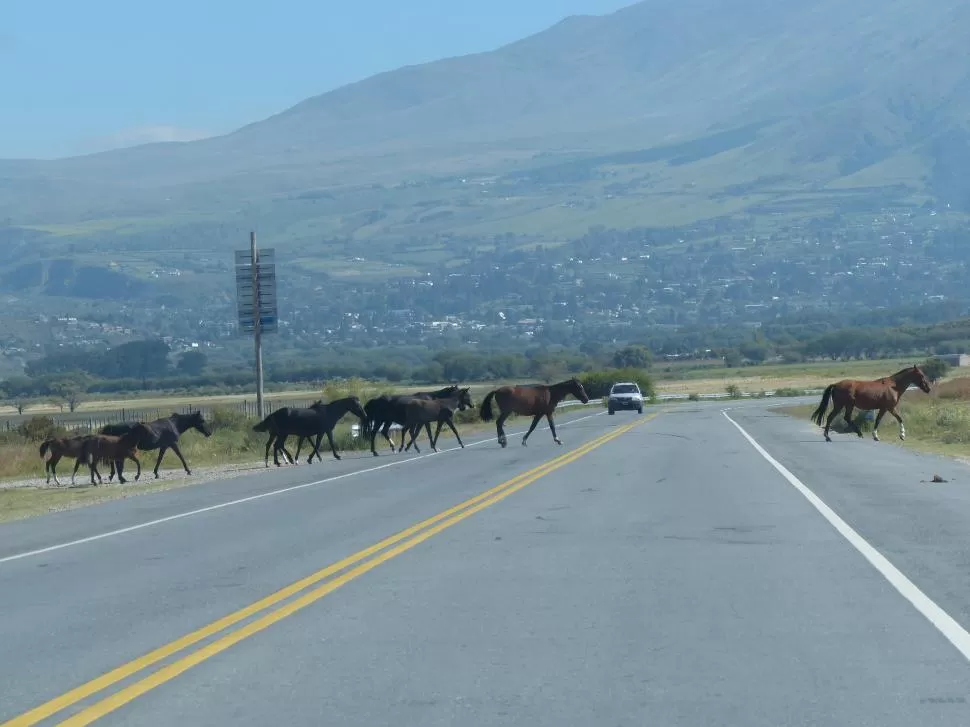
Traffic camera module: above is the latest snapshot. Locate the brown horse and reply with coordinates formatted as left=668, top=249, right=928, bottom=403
left=81, top=424, right=152, bottom=485
left=810, top=365, right=932, bottom=442
left=479, top=378, right=590, bottom=448
left=402, top=387, right=473, bottom=453
left=39, top=434, right=94, bottom=486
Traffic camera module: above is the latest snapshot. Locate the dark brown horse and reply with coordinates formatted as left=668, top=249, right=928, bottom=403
left=810, top=365, right=932, bottom=442
left=81, top=423, right=153, bottom=485
left=479, top=378, right=590, bottom=448
left=39, top=434, right=93, bottom=486
left=402, top=387, right=473, bottom=454
left=252, top=397, right=367, bottom=466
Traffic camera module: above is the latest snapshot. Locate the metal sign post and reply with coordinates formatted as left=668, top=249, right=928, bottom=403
left=235, top=234, right=278, bottom=419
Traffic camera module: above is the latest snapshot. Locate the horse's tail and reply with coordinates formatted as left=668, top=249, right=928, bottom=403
left=252, top=413, right=274, bottom=433
left=479, top=391, right=496, bottom=422
left=39, top=440, right=52, bottom=459
left=811, top=384, right=835, bottom=426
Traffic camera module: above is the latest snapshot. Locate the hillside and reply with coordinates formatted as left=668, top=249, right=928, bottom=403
left=1, top=0, right=969, bottom=338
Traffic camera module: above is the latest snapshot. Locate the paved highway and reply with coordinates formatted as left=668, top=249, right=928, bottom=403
left=3, top=400, right=970, bottom=725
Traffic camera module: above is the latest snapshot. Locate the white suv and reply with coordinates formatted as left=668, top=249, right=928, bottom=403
left=608, top=382, right=644, bottom=415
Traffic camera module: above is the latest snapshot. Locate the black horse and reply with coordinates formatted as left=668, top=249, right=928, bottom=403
left=101, top=411, right=213, bottom=480
left=252, top=396, right=368, bottom=467
left=402, top=387, right=474, bottom=454
left=363, top=385, right=461, bottom=456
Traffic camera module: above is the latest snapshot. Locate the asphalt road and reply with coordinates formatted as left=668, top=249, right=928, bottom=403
left=3, top=400, right=970, bottom=725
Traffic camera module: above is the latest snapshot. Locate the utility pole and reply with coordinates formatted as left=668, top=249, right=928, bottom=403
left=251, top=232, right=264, bottom=419
left=235, top=234, right=277, bottom=421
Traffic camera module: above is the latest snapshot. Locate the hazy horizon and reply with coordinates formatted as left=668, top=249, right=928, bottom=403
left=1, top=0, right=633, bottom=160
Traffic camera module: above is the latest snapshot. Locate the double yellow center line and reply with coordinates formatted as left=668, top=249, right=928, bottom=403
left=5, top=414, right=651, bottom=726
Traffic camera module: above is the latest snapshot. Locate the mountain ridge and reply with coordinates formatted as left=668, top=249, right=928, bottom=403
left=2, top=0, right=970, bottom=226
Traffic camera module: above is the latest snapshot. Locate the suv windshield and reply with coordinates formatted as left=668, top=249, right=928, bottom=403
left=612, top=384, right=639, bottom=394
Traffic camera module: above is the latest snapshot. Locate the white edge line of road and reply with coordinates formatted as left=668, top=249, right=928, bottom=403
left=0, top=409, right=611, bottom=566
left=721, top=408, right=970, bottom=663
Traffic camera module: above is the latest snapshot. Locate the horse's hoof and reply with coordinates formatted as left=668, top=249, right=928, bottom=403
left=555, top=439, right=563, bottom=445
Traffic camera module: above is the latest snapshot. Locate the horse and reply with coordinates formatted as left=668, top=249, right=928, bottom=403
left=101, top=411, right=212, bottom=480
left=363, top=385, right=461, bottom=456
left=479, top=378, right=590, bottom=448
left=402, top=388, right=473, bottom=454
left=252, top=396, right=368, bottom=467
left=80, top=424, right=153, bottom=485
left=810, top=365, right=932, bottom=442
left=39, top=434, right=94, bottom=486
left=251, top=400, right=322, bottom=466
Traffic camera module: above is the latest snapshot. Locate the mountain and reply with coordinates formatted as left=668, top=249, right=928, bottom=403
left=1, top=0, right=969, bottom=272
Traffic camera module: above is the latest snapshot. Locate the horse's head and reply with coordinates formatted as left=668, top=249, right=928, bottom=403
left=187, top=410, right=213, bottom=438
left=456, top=387, right=473, bottom=411
left=347, top=395, right=368, bottom=421
left=911, top=365, right=932, bottom=394
left=569, top=378, right=590, bottom=404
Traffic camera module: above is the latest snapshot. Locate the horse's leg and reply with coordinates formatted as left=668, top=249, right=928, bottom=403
left=403, top=424, right=421, bottom=454
left=843, top=405, right=863, bottom=438
left=431, top=420, right=445, bottom=450
left=889, top=407, right=906, bottom=440
left=423, top=422, right=436, bottom=452
left=168, top=443, right=192, bottom=475
left=381, top=422, right=396, bottom=452
left=90, top=460, right=102, bottom=486
left=444, top=418, right=464, bottom=448
left=153, top=447, right=168, bottom=478
left=48, top=453, right=61, bottom=486
left=872, top=409, right=887, bottom=442
left=116, top=457, right=128, bottom=485
left=403, top=423, right=422, bottom=453
left=325, top=430, right=341, bottom=461
left=823, top=403, right=844, bottom=442
left=546, top=413, right=562, bottom=445
left=397, top=425, right=409, bottom=453
left=302, top=434, right=320, bottom=464
left=130, top=453, right=142, bottom=481
left=496, top=412, right=510, bottom=448
left=264, top=434, right=275, bottom=468
left=522, top=415, right=542, bottom=446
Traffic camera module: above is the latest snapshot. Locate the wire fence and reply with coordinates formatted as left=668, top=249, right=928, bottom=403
left=0, top=397, right=323, bottom=433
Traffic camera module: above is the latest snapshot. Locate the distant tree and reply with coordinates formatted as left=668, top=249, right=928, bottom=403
left=723, top=349, right=743, bottom=368
left=176, top=350, right=208, bottom=376
left=921, top=357, right=950, bottom=383
left=611, top=345, right=653, bottom=370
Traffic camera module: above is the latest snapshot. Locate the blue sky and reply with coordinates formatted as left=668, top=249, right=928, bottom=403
left=1, top=0, right=635, bottom=159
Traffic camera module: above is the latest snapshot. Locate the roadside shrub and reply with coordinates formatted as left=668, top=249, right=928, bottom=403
left=725, top=384, right=742, bottom=399
left=774, top=387, right=806, bottom=397
left=18, top=416, right=66, bottom=442
left=921, top=357, right=950, bottom=383
left=688, top=393, right=700, bottom=401
left=579, top=368, right=655, bottom=400
left=208, top=406, right=251, bottom=432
